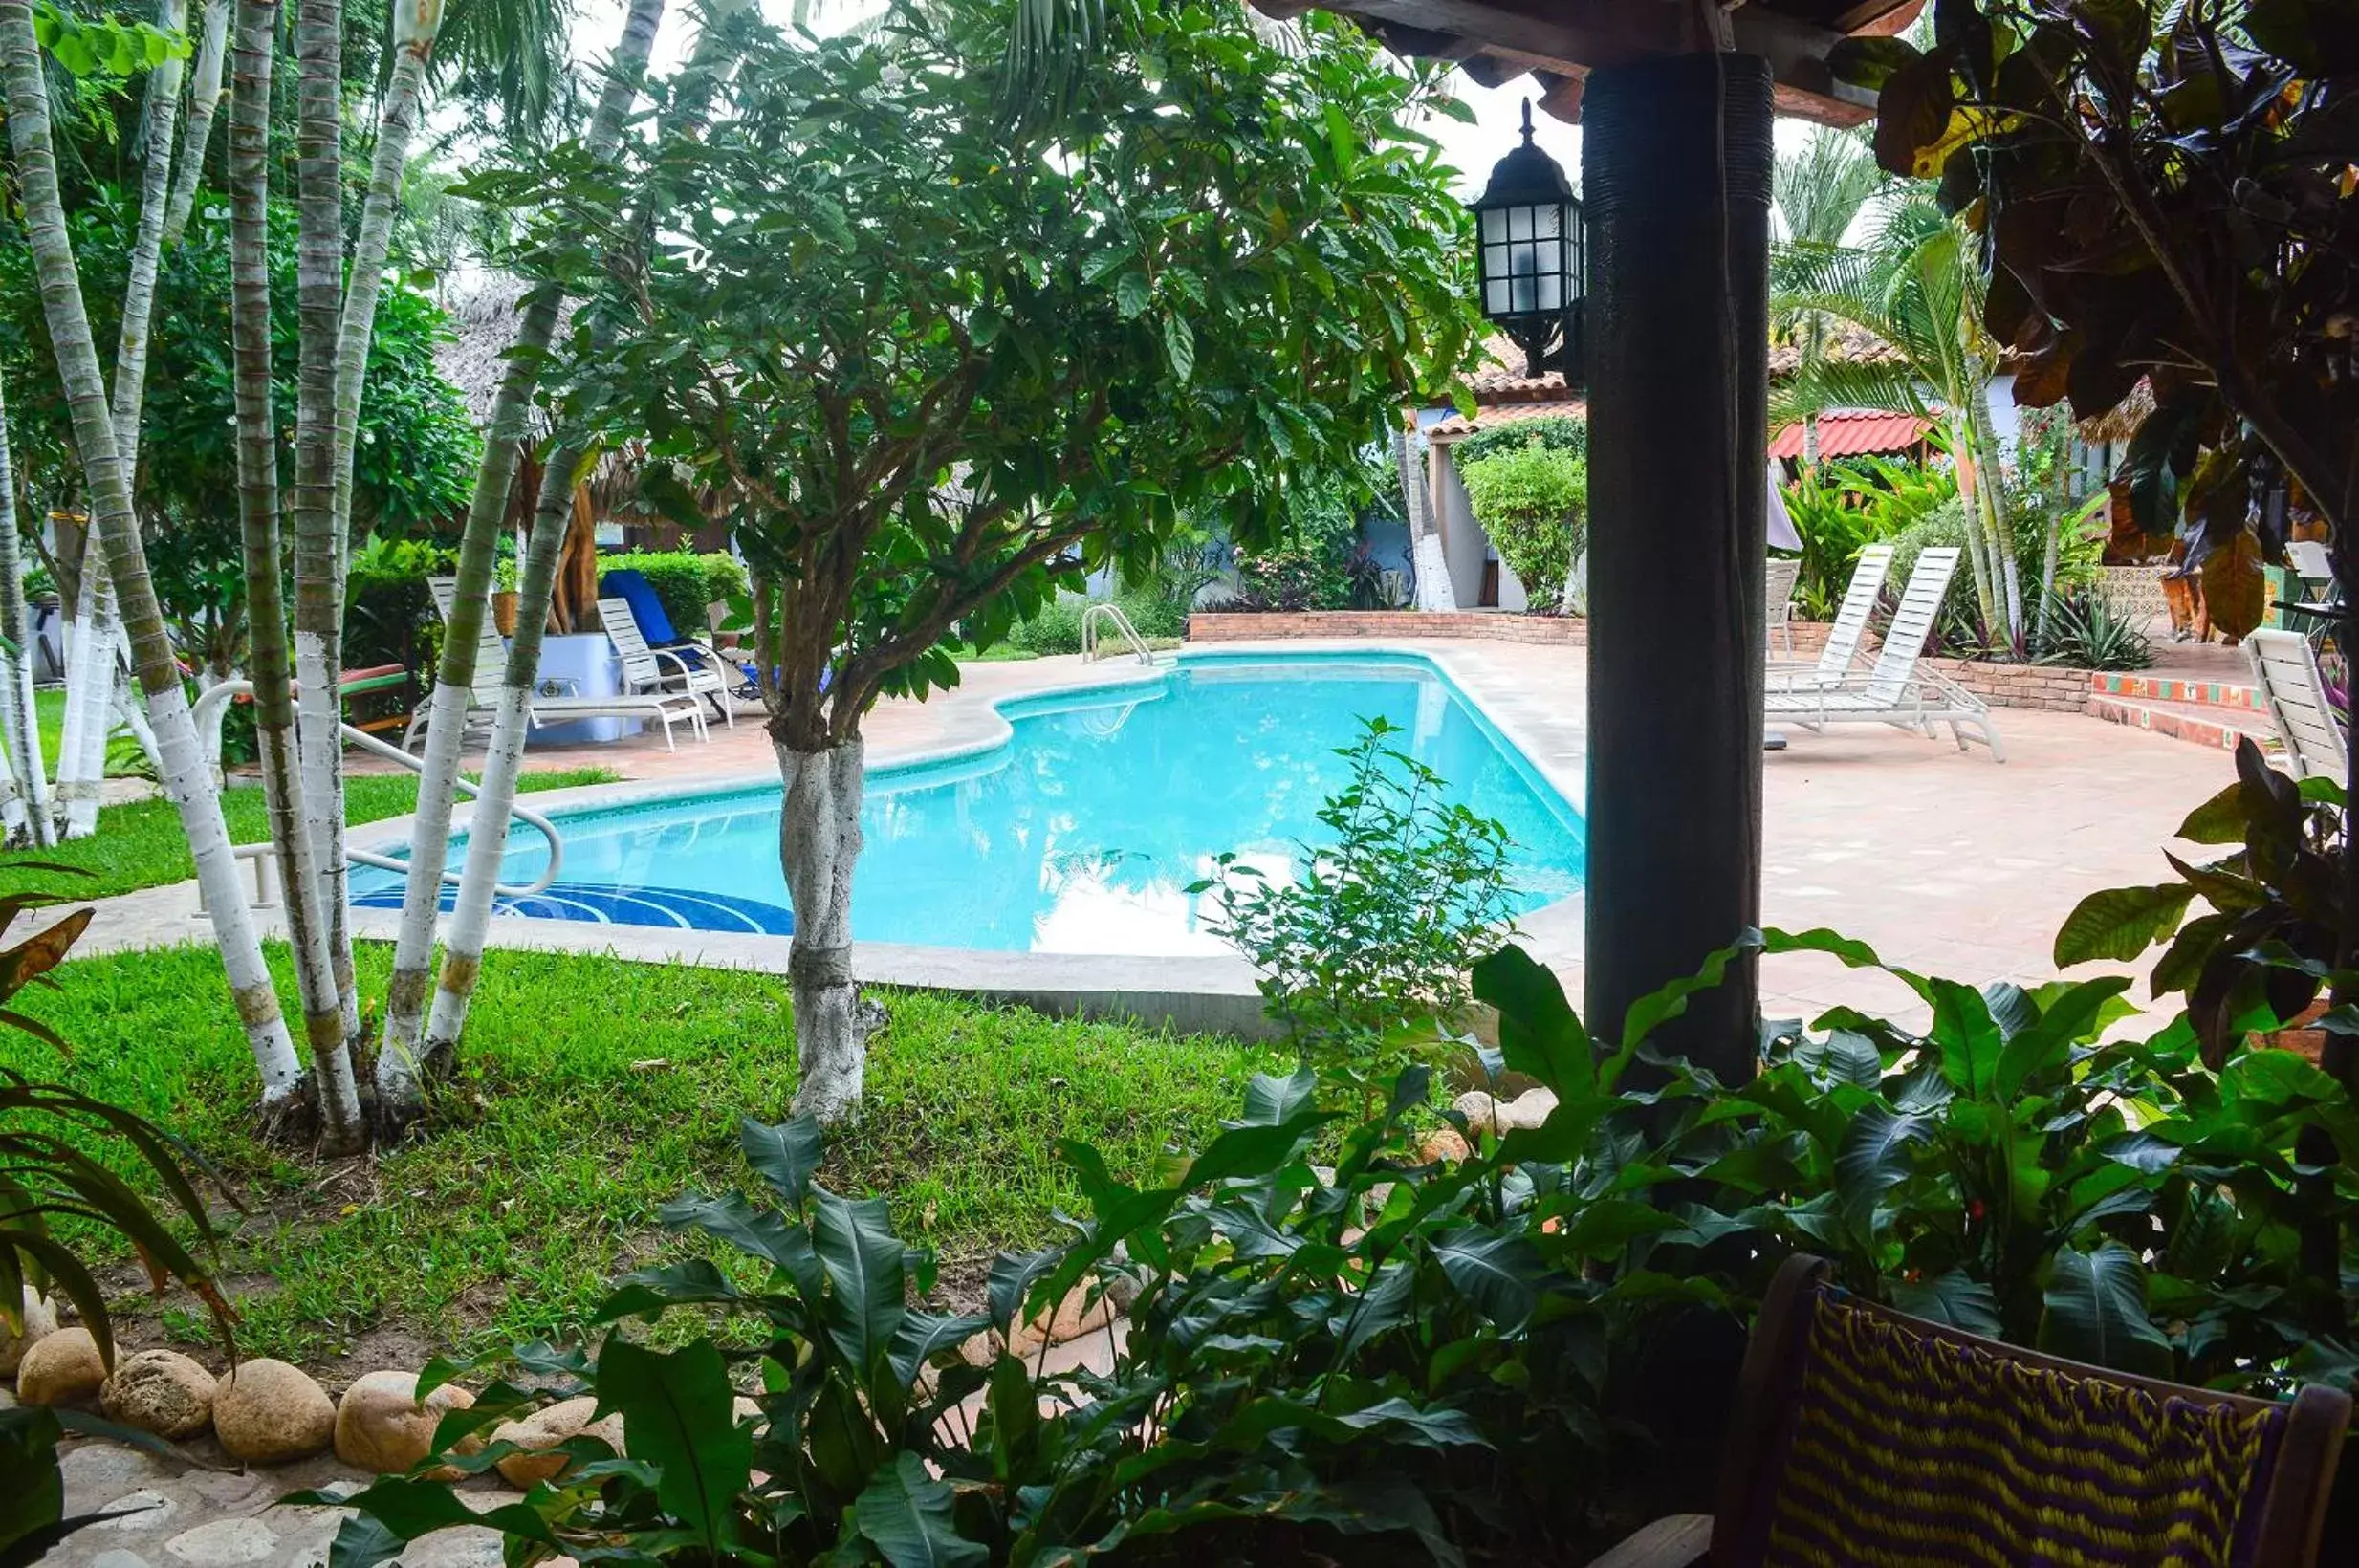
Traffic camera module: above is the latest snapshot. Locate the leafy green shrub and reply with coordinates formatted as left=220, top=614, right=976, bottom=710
left=1781, top=457, right=1955, bottom=619
left=302, top=954, right=1727, bottom=1568
left=599, top=550, right=751, bottom=637
left=1005, top=585, right=1181, bottom=655
left=1197, top=717, right=1517, bottom=1100
left=345, top=535, right=458, bottom=675
left=1457, top=445, right=1585, bottom=612
left=301, top=904, right=2359, bottom=1566
left=1450, top=411, right=1586, bottom=468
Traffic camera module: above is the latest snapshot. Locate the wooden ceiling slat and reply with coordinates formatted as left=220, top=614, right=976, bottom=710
left=1271, top=0, right=1908, bottom=127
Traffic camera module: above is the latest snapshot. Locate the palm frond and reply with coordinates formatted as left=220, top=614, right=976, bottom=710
left=432, top=0, right=579, bottom=138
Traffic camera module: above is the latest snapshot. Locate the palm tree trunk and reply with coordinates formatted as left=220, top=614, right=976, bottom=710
left=229, top=0, right=363, bottom=1150
left=52, top=559, right=96, bottom=838
left=424, top=439, right=583, bottom=1051
left=1971, top=385, right=2022, bottom=651
left=1, top=0, right=305, bottom=1105
left=290, top=0, right=358, bottom=1051
left=311, top=5, right=441, bottom=1047
left=0, top=372, right=51, bottom=846
left=162, top=0, right=230, bottom=250
left=59, top=0, right=194, bottom=844
left=376, top=0, right=668, bottom=1126
left=1948, top=412, right=2001, bottom=637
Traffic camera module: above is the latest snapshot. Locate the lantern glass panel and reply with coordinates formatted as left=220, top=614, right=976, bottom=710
left=1481, top=208, right=1506, bottom=245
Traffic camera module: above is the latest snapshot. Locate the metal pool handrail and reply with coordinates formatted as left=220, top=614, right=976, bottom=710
left=193, top=679, right=565, bottom=897
left=1081, top=601, right=1157, bottom=664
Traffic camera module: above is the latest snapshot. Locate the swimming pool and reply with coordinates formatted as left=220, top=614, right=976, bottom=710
left=351, top=651, right=1587, bottom=954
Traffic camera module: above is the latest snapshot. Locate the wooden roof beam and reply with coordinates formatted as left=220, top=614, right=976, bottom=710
left=1311, top=0, right=1879, bottom=126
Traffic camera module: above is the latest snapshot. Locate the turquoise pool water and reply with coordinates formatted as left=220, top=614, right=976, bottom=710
left=352, top=652, right=1586, bottom=953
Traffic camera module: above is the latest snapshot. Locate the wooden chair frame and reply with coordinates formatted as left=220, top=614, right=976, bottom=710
left=1593, top=1254, right=2350, bottom=1568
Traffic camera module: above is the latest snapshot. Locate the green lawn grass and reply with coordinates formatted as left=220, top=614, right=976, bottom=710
left=6, top=941, right=1274, bottom=1365
left=0, top=766, right=619, bottom=900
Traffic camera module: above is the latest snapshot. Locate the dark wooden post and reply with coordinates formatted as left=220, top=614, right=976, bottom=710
left=1581, top=53, right=1773, bottom=1083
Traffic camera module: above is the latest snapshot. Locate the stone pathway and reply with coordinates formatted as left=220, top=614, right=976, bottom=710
left=44, top=1439, right=514, bottom=1568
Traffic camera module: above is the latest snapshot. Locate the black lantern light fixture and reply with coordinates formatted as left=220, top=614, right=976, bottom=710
left=1470, top=99, right=1585, bottom=385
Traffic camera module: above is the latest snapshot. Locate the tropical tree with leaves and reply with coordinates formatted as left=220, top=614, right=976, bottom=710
left=1770, top=193, right=2023, bottom=646
left=1771, top=125, right=1886, bottom=472
left=461, top=0, right=1479, bottom=1125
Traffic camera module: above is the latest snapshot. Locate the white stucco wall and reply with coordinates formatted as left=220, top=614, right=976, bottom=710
left=1431, top=449, right=1529, bottom=609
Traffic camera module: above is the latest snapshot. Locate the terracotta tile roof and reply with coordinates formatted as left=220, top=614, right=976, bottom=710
left=1768, top=323, right=1907, bottom=377
left=1767, top=410, right=1932, bottom=459
left=1431, top=397, right=1587, bottom=442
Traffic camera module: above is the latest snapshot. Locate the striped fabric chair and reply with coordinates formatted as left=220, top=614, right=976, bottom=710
left=1593, top=1254, right=2350, bottom=1568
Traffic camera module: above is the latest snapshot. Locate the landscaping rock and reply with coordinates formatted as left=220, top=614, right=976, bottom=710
left=491, top=1396, right=623, bottom=1487
left=17, top=1325, right=106, bottom=1406
left=1496, top=1087, right=1558, bottom=1132
left=103, top=1350, right=218, bottom=1440
left=212, top=1359, right=336, bottom=1465
left=0, top=1287, right=58, bottom=1375
left=1452, top=1090, right=1500, bottom=1138
left=335, top=1369, right=480, bottom=1475
left=1418, top=1127, right=1472, bottom=1164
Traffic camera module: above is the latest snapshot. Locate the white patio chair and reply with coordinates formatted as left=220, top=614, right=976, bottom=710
left=407, top=578, right=710, bottom=752
left=1767, top=543, right=1893, bottom=690
left=602, top=593, right=734, bottom=726
left=1766, top=546, right=2005, bottom=760
left=402, top=577, right=510, bottom=751
left=2246, top=628, right=2348, bottom=781
left=1765, top=557, right=1802, bottom=659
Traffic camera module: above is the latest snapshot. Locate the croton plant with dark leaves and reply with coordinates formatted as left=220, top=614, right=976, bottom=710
left=1829, top=0, right=2356, bottom=638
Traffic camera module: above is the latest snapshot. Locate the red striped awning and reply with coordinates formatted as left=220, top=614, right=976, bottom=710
left=1768, top=411, right=1932, bottom=460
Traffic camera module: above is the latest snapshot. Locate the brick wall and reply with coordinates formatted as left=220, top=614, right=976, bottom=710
left=1923, top=657, right=2093, bottom=711
left=1187, top=611, right=1588, bottom=645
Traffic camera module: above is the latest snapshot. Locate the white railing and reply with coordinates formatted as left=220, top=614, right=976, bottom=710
left=192, top=680, right=564, bottom=906
left=1081, top=601, right=1157, bottom=664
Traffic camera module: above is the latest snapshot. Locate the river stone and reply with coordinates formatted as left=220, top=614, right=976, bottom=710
left=1451, top=1090, right=1500, bottom=1139
left=17, top=1326, right=106, bottom=1406
left=103, top=1350, right=218, bottom=1440
left=212, top=1359, right=335, bottom=1464
left=91, top=1488, right=179, bottom=1533
left=1418, top=1126, right=1472, bottom=1164
left=491, top=1396, right=624, bottom=1486
left=1496, top=1087, right=1558, bottom=1132
left=0, top=1287, right=58, bottom=1375
left=335, top=1370, right=480, bottom=1475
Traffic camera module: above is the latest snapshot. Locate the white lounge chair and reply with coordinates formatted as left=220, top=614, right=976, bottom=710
left=2246, top=628, right=2347, bottom=781
left=1766, top=546, right=2005, bottom=760
left=1768, top=543, right=1893, bottom=690
left=1766, top=557, right=1801, bottom=659
left=402, top=577, right=509, bottom=751
left=406, top=578, right=710, bottom=752
left=601, top=594, right=734, bottom=726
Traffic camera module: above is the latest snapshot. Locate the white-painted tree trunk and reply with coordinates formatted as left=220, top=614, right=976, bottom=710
left=778, top=738, right=872, bottom=1126
left=161, top=0, right=229, bottom=250
left=0, top=371, right=52, bottom=846
left=425, top=445, right=579, bottom=1052
left=377, top=0, right=666, bottom=1128
left=160, top=679, right=308, bottom=1101
left=2, top=0, right=301, bottom=1107
left=54, top=562, right=107, bottom=838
